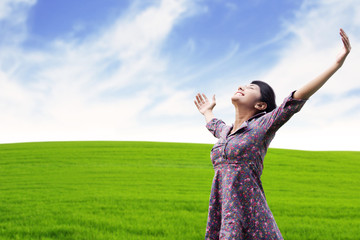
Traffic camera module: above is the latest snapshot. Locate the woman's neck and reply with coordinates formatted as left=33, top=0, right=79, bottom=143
left=231, top=106, right=257, bottom=134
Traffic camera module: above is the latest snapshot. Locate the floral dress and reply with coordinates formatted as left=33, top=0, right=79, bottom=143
left=205, top=92, right=306, bottom=239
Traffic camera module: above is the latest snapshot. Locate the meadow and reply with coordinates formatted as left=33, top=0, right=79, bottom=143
left=0, top=141, right=359, bottom=240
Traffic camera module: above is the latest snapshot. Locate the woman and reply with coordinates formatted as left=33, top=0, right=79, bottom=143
left=194, top=29, right=351, bottom=239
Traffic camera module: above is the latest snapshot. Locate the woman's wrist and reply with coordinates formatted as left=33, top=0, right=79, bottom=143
left=203, top=109, right=213, bottom=115
left=204, top=110, right=215, bottom=123
left=334, top=59, right=344, bottom=67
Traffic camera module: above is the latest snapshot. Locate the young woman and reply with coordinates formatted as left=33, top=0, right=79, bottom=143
left=194, top=29, right=351, bottom=239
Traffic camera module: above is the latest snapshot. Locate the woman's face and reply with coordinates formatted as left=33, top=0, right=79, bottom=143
left=231, top=83, right=262, bottom=110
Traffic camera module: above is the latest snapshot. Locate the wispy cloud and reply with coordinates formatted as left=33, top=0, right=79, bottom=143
left=0, top=0, right=204, bottom=143
left=0, top=0, right=36, bottom=47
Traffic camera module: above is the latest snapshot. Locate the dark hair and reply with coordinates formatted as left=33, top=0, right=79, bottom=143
left=251, top=80, right=277, bottom=113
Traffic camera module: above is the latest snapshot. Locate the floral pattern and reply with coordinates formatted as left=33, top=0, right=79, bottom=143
left=205, top=92, right=306, bottom=239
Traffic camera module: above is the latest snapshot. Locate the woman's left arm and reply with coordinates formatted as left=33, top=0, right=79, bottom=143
left=293, top=28, right=352, bottom=100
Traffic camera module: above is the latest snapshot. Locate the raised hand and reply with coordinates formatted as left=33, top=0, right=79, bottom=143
left=194, top=93, right=216, bottom=115
left=293, top=28, right=352, bottom=100
left=336, top=28, right=351, bottom=66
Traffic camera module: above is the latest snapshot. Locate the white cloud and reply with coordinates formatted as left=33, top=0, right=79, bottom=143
left=0, top=0, right=36, bottom=47
left=0, top=0, right=35, bottom=20
left=0, top=0, right=199, bottom=143
left=149, top=89, right=195, bottom=116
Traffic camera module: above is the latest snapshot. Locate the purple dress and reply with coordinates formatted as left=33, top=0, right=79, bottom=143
left=205, top=92, right=306, bottom=239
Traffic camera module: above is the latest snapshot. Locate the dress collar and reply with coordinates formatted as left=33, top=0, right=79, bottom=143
left=248, top=111, right=266, bottom=121
left=228, top=111, right=266, bottom=136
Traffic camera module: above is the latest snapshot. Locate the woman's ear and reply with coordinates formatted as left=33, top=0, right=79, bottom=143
left=255, top=102, right=267, bottom=111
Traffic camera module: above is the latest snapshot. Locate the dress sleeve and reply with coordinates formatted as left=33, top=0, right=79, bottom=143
left=261, top=91, right=307, bottom=134
left=205, top=118, right=227, bottom=139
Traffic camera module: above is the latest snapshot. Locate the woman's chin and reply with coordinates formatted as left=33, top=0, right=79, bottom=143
left=231, top=95, right=242, bottom=102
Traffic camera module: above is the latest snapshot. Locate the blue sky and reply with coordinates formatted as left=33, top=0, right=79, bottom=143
left=0, top=0, right=359, bottom=150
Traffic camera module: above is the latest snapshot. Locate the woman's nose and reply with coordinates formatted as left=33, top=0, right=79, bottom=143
left=238, top=86, right=244, bottom=91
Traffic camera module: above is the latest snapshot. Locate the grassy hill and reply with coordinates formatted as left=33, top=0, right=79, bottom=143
left=0, top=141, right=359, bottom=239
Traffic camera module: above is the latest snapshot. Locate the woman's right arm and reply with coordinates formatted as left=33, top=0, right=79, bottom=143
left=194, top=93, right=216, bottom=123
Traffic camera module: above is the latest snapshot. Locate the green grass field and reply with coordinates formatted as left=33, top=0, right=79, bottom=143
left=0, top=141, right=359, bottom=240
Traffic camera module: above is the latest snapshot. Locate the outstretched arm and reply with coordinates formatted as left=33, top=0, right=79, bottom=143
left=194, top=93, right=216, bottom=123
left=293, top=28, right=351, bottom=100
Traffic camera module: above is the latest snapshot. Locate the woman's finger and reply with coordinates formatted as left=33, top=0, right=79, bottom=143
left=342, top=38, right=351, bottom=52
left=341, top=36, right=351, bottom=52
left=196, top=94, right=202, bottom=104
left=339, top=29, right=351, bottom=54
left=340, top=29, right=351, bottom=49
left=198, top=93, right=205, bottom=103
left=194, top=100, right=200, bottom=109
left=340, top=28, right=349, bottom=40
left=341, top=32, right=349, bottom=43
left=202, top=94, right=209, bottom=102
